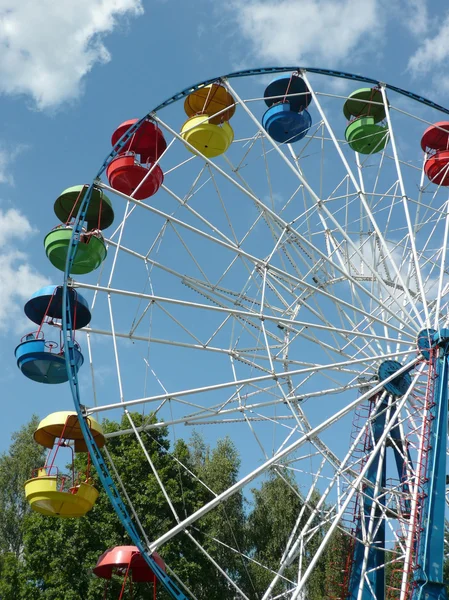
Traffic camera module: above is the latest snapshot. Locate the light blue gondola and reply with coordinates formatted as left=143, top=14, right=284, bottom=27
left=262, top=105, right=312, bottom=144
left=15, top=336, right=83, bottom=384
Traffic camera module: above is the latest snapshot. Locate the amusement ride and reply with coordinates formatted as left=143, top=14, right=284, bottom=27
left=13, top=67, right=449, bottom=599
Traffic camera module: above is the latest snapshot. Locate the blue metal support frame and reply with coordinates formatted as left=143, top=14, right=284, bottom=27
left=59, top=67, right=449, bottom=598
left=348, top=399, right=387, bottom=600
left=348, top=420, right=413, bottom=599
left=411, top=330, right=449, bottom=600
left=348, top=362, right=414, bottom=599
left=389, top=424, right=412, bottom=518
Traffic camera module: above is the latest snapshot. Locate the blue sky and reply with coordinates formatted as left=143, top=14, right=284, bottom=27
left=2, top=0, right=449, bottom=455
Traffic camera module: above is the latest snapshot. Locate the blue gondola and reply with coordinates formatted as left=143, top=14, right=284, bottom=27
left=264, top=75, right=312, bottom=113
left=262, top=105, right=312, bottom=144
left=24, top=285, right=91, bottom=330
left=15, top=335, right=83, bottom=384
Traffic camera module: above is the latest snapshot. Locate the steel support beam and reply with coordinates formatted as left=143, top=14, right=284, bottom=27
left=411, top=330, right=449, bottom=600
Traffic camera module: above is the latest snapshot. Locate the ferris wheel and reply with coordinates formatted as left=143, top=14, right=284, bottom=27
left=16, top=67, right=449, bottom=599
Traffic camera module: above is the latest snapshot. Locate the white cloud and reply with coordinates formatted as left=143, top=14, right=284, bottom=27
left=0, top=150, right=14, bottom=186
left=0, top=144, right=28, bottom=185
left=0, top=0, right=143, bottom=109
left=408, top=12, right=449, bottom=75
left=227, top=0, right=382, bottom=66
left=0, top=208, right=36, bottom=244
left=403, top=0, right=429, bottom=37
left=0, top=209, right=50, bottom=332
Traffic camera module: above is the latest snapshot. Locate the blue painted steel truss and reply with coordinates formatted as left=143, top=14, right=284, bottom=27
left=348, top=332, right=449, bottom=600
left=348, top=401, right=411, bottom=599
left=411, top=331, right=449, bottom=600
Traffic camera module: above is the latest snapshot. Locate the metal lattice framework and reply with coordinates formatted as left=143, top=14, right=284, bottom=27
left=61, top=67, right=449, bottom=599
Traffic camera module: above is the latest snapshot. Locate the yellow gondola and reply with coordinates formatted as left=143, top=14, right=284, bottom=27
left=184, top=83, right=236, bottom=124
left=25, top=469, right=99, bottom=518
left=33, top=411, right=105, bottom=452
left=25, top=412, right=103, bottom=518
left=181, top=116, right=234, bottom=158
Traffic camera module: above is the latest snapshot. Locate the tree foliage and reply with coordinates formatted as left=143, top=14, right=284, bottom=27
left=0, top=414, right=45, bottom=557
left=0, top=415, right=249, bottom=599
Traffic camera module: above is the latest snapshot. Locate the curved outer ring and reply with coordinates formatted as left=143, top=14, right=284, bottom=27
left=61, top=66, right=449, bottom=599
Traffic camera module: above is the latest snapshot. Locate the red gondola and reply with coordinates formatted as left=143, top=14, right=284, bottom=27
left=421, top=122, right=449, bottom=186
left=111, top=119, right=167, bottom=163
left=106, top=155, right=164, bottom=200
left=94, top=546, right=165, bottom=599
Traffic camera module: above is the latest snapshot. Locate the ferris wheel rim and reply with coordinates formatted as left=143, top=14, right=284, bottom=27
left=93, top=66, right=449, bottom=182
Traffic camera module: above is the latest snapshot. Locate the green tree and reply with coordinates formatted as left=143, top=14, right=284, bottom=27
left=322, top=523, right=351, bottom=599
left=15, top=415, right=250, bottom=599
left=0, top=415, right=45, bottom=557
left=246, top=471, right=302, bottom=598
left=19, top=413, right=197, bottom=599
left=187, top=433, right=251, bottom=598
left=0, top=552, right=29, bottom=599
left=0, top=415, right=46, bottom=600
left=245, top=472, right=348, bottom=600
